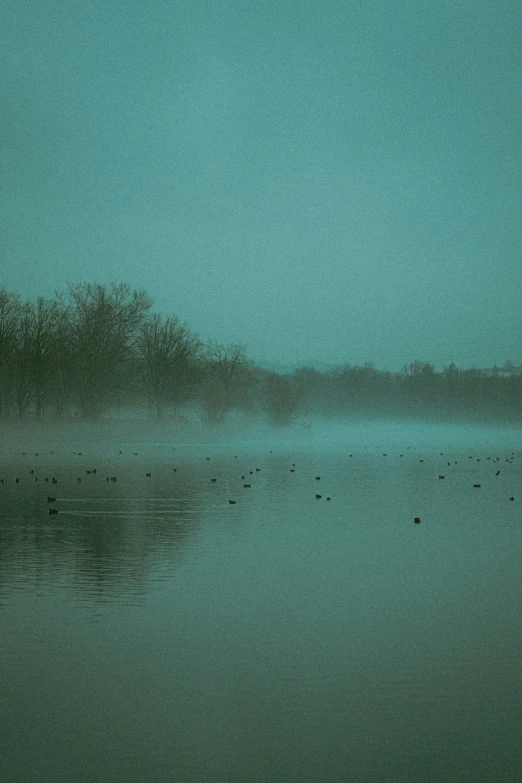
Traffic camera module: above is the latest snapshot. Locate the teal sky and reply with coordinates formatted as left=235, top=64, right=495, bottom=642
left=2, top=0, right=521, bottom=370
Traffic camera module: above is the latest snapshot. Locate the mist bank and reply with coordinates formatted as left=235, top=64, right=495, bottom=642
left=1, top=282, right=521, bottom=427
left=0, top=413, right=520, bottom=465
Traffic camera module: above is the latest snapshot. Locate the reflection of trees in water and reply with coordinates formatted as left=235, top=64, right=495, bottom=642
left=0, top=469, right=202, bottom=602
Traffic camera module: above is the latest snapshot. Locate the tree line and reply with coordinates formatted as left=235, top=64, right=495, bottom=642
left=0, top=283, right=520, bottom=425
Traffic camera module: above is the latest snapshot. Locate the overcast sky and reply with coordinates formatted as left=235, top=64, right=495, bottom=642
left=2, top=0, right=521, bottom=370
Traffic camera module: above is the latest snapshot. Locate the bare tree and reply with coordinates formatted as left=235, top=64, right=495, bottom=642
left=264, top=372, right=298, bottom=426
left=137, top=313, right=202, bottom=418
left=202, top=342, right=253, bottom=422
left=0, top=287, right=22, bottom=418
left=12, top=298, right=63, bottom=418
left=57, top=282, right=152, bottom=419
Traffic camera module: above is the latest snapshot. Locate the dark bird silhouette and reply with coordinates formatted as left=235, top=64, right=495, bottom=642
left=316, top=494, right=322, bottom=499
left=243, top=484, right=251, bottom=488
left=439, top=475, right=445, bottom=480
left=315, top=476, right=321, bottom=480
left=47, top=496, right=56, bottom=503
left=210, top=478, right=217, bottom=483
left=228, top=499, right=236, bottom=504
left=145, top=473, right=151, bottom=477
left=414, top=517, right=421, bottom=524
left=473, top=484, right=481, bottom=488
left=48, top=508, right=58, bottom=515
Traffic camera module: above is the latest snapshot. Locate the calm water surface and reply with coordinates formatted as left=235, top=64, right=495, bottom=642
left=1, top=423, right=521, bottom=782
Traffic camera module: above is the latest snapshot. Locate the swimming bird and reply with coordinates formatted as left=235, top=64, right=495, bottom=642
left=316, top=494, right=322, bottom=499
left=47, top=496, right=56, bottom=503
left=228, top=499, right=236, bottom=504
left=48, top=508, right=58, bottom=515
left=414, top=517, right=421, bottom=524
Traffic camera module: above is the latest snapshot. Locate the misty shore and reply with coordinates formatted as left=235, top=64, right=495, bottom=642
left=1, top=414, right=520, bottom=463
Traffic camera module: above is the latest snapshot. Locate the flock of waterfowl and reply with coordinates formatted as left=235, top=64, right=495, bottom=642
left=0, top=445, right=517, bottom=523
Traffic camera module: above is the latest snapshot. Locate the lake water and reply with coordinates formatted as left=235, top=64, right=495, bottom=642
left=1, top=420, right=521, bottom=782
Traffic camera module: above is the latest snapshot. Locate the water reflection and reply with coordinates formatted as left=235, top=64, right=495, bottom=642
left=1, top=434, right=521, bottom=782
left=0, top=461, right=206, bottom=604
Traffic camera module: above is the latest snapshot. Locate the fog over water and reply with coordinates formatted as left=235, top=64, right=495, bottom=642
left=2, top=0, right=522, bottom=779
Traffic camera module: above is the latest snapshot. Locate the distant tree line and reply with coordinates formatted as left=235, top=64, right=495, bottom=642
left=291, top=360, right=522, bottom=424
left=0, top=283, right=521, bottom=425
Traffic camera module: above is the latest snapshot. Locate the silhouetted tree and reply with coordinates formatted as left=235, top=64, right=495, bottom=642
left=202, top=342, right=253, bottom=422
left=137, top=313, right=202, bottom=418
left=12, top=297, right=63, bottom=418
left=57, top=282, right=152, bottom=419
left=264, top=372, right=298, bottom=425
left=0, top=287, right=21, bottom=417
